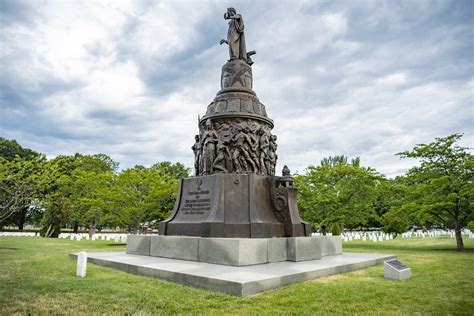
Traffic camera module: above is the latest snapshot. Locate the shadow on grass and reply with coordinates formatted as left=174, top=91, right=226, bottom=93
left=0, top=247, right=19, bottom=251
left=106, top=243, right=126, bottom=247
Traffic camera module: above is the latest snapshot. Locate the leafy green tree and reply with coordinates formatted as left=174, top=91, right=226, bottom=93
left=147, top=162, right=189, bottom=223
left=109, top=162, right=190, bottom=232
left=151, top=161, right=190, bottom=179
left=40, top=153, right=118, bottom=236
left=0, top=155, right=47, bottom=226
left=468, top=221, right=474, bottom=232
left=373, top=176, right=421, bottom=237
left=296, top=156, right=380, bottom=234
left=0, top=138, right=46, bottom=228
left=9, top=205, right=42, bottom=230
left=73, top=168, right=114, bottom=236
left=398, top=134, right=473, bottom=251
left=0, top=137, right=39, bottom=161
left=381, top=206, right=410, bottom=237
left=41, top=193, right=71, bottom=237
left=331, top=223, right=341, bottom=235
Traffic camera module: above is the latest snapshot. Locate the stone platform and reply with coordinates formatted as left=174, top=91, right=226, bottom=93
left=70, top=252, right=395, bottom=296
left=126, top=235, right=342, bottom=266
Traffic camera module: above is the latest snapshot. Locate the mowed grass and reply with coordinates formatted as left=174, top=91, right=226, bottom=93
left=0, top=236, right=473, bottom=315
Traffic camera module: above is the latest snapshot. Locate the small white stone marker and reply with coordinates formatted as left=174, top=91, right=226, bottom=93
left=384, top=259, right=411, bottom=280
left=76, top=252, right=87, bottom=277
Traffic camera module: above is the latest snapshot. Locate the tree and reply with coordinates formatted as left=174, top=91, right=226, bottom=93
left=331, top=223, right=341, bottom=235
left=40, top=153, right=118, bottom=237
left=381, top=206, right=410, bottom=237
left=373, top=176, right=421, bottom=237
left=0, top=138, right=45, bottom=227
left=0, top=155, right=47, bottom=226
left=109, top=162, right=190, bottom=232
left=9, top=205, right=42, bottom=230
left=151, top=161, right=190, bottom=179
left=0, top=137, right=39, bottom=161
left=296, top=156, right=380, bottom=234
left=398, top=134, right=473, bottom=251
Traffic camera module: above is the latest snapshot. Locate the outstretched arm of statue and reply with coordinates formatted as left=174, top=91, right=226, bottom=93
left=220, top=39, right=228, bottom=45
left=227, top=14, right=241, bottom=20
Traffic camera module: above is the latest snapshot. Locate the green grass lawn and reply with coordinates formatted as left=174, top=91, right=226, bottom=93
left=1, top=236, right=473, bottom=315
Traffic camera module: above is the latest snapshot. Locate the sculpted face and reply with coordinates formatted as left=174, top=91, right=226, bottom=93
left=227, top=7, right=236, bottom=17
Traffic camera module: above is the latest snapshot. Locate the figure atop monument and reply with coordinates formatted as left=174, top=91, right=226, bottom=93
left=220, top=7, right=255, bottom=65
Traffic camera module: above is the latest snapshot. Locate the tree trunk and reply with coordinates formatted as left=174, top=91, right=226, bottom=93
left=73, top=223, right=79, bottom=234
left=14, top=208, right=27, bottom=231
left=89, top=218, right=96, bottom=238
left=455, top=225, right=464, bottom=252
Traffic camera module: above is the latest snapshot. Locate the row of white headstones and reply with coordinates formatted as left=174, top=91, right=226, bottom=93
left=0, top=232, right=128, bottom=243
left=2, top=229, right=473, bottom=242
left=338, top=229, right=474, bottom=242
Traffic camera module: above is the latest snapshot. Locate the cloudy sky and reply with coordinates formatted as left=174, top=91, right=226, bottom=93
left=1, top=0, right=472, bottom=177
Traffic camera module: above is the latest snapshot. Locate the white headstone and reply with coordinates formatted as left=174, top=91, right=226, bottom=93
left=76, top=252, right=87, bottom=277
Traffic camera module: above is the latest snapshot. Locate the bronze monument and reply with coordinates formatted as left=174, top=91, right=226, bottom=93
left=159, top=8, right=311, bottom=238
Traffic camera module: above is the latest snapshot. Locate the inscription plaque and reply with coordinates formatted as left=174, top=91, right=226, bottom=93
left=384, top=259, right=411, bottom=280
left=181, top=188, right=211, bottom=215
left=386, top=259, right=409, bottom=270
left=183, top=189, right=211, bottom=215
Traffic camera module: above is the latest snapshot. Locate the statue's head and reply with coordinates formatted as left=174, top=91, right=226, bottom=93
left=227, top=7, right=236, bottom=16
left=206, top=120, right=212, bottom=130
left=195, top=134, right=199, bottom=141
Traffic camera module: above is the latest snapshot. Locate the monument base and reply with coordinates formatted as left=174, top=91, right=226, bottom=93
left=159, top=173, right=311, bottom=238
left=126, top=235, right=342, bottom=266
left=69, top=251, right=396, bottom=296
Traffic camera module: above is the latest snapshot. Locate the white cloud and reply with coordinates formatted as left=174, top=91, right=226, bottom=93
left=0, top=0, right=472, bottom=178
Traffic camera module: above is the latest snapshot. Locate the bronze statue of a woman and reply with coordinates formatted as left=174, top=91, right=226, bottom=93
left=220, top=8, right=255, bottom=65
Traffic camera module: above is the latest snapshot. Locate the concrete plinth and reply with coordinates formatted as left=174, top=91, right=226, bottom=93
left=150, top=236, right=199, bottom=261
left=70, top=252, right=396, bottom=296
left=126, top=235, right=151, bottom=255
left=198, top=238, right=268, bottom=266
left=126, top=235, right=339, bottom=266
left=321, top=236, right=343, bottom=256
left=287, top=237, right=321, bottom=261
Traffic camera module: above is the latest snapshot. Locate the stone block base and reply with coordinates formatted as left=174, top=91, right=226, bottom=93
left=126, top=235, right=342, bottom=266
left=70, top=252, right=396, bottom=296
left=384, top=260, right=411, bottom=280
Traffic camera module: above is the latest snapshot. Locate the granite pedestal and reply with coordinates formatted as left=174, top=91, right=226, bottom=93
left=70, top=251, right=396, bottom=296
left=126, top=235, right=341, bottom=266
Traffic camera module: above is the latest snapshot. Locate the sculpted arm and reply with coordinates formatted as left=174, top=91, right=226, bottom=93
left=226, top=14, right=241, bottom=20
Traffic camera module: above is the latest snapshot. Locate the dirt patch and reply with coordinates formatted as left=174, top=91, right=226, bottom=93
left=312, top=274, right=346, bottom=284
left=0, top=247, right=19, bottom=252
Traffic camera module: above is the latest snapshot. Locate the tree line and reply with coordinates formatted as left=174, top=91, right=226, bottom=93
left=1, top=134, right=472, bottom=251
left=0, top=138, right=189, bottom=237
